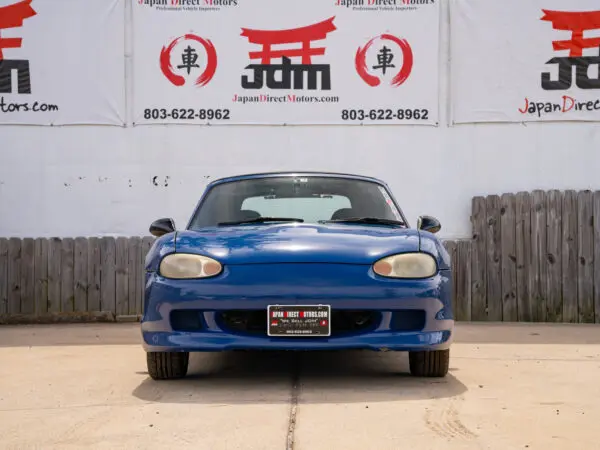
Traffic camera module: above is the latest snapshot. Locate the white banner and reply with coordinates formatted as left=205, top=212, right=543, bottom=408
left=451, top=0, right=600, bottom=123
left=132, top=0, right=440, bottom=126
left=0, top=0, right=125, bottom=126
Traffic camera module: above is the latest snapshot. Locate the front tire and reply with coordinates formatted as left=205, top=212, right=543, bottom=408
left=409, top=349, right=449, bottom=377
left=147, top=351, right=189, bottom=380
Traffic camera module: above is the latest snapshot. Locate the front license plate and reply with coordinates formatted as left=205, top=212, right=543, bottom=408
left=267, top=305, right=331, bottom=337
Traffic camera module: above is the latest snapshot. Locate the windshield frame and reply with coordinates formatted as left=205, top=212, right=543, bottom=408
left=185, top=173, right=410, bottom=230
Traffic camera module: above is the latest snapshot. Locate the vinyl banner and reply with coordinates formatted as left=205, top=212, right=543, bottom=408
left=0, top=0, right=125, bottom=126
left=451, top=0, right=600, bottom=123
left=132, top=0, right=440, bottom=125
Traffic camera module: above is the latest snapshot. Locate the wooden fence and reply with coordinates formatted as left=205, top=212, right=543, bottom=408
left=445, top=190, right=600, bottom=324
left=1, top=189, right=600, bottom=324
left=0, top=236, right=155, bottom=323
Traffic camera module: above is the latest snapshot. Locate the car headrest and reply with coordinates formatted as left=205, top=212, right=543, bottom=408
left=330, top=208, right=355, bottom=220
left=238, top=209, right=261, bottom=220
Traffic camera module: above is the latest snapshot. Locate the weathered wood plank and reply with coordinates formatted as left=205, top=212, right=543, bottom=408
left=115, top=237, right=129, bottom=316
left=47, top=238, right=61, bottom=313
left=7, top=238, right=21, bottom=314
left=0, top=238, right=8, bottom=314
left=128, top=237, right=142, bottom=315
left=142, top=237, right=154, bottom=259
left=546, top=190, right=563, bottom=322
left=34, top=238, right=49, bottom=315
left=20, top=238, right=35, bottom=315
left=100, top=237, right=116, bottom=313
left=87, top=237, right=101, bottom=312
left=530, top=190, right=547, bottom=322
left=443, top=241, right=458, bottom=316
left=577, top=190, right=594, bottom=323
left=140, top=237, right=155, bottom=315
left=562, top=190, right=578, bottom=323
left=61, top=238, right=75, bottom=312
left=594, top=191, right=600, bottom=324
left=74, top=237, right=89, bottom=312
left=500, top=193, right=517, bottom=322
left=486, top=195, right=503, bottom=321
left=471, top=197, right=487, bottom=321
left=515, top=192, right=532, bottom=322
left=455, top=240, right=472, bottom=321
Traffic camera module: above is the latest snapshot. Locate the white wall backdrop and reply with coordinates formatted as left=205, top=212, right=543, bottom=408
left=1, top=0, right=600, bottom=239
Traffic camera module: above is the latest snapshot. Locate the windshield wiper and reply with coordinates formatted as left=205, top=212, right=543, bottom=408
left=320, top=217, right=405, bottom=226
left=218, top=217, right=305, bottom=226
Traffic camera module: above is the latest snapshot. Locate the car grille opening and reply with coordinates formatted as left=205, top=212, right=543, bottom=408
left=218, top=309, right=380, bottom=337
left=170, top=309, right=204, bottom=332
left=171, top=309, right=426, bottom=334
left=389, top=310, right=426, bottom=332
left=219, top=310, right=266, bottom=334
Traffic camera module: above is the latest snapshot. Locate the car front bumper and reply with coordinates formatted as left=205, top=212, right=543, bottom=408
left=141, top=263, right=454, bottom=352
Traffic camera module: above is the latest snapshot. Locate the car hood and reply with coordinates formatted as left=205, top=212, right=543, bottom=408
left=174, top=223, right=421, bottom=265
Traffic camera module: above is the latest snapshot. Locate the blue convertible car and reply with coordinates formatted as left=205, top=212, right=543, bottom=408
left=142, top=172, right=453, bottom=379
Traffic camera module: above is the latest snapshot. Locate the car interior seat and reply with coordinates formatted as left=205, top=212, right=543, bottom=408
left=237, top=209, right=261, bottom=220
left=330, top=208, right=355, bottom=220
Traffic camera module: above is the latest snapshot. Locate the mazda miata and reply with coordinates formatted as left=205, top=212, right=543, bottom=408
left=141, top=172, right=453, bottom=379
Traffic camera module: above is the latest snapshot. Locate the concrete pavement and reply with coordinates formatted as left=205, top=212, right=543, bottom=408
left=0, top=323, right=599, bottom=449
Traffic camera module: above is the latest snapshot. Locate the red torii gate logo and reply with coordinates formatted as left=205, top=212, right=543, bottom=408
left=240, top=17, right=336, bottom=90
left=541, top=9, right=600, bottom=90
left=0, top=0, right=36, bottom=94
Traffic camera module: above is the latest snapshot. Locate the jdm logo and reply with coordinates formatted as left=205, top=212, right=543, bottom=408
left=240, top=17, right=337, bottom=91
left=355, top=34, right=413, bottom=87
left=540, top=9, right=600, bottom=90
left=160, top=34, right=217, bottom=87
left=0, top=0, right=37, bottom=94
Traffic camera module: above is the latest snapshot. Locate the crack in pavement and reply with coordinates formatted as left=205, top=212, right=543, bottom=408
left=286, top=353, right=301, bottom=450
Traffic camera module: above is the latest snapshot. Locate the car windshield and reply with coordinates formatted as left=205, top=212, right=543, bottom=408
left=188, top=175, right=406, bottom=228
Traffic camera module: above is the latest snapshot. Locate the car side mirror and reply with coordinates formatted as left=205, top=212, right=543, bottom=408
left=149, top=218, right=176, bottom=237
left=417, top=215, right=441, bottom=234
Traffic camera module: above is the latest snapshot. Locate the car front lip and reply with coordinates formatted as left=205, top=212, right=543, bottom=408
left=141, top=327, right=453, bottom=352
